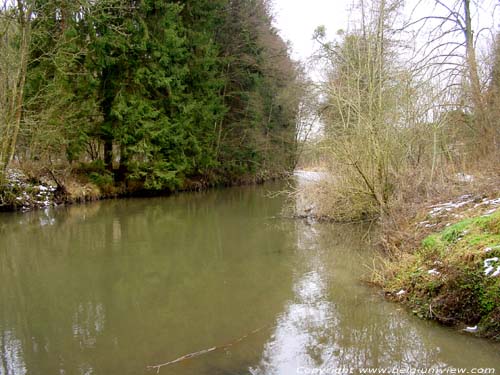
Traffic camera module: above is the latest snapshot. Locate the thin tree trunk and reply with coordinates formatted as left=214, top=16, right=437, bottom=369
left=9, top=2, right=31, bottom=164
left=104, top=138, right=113, bottom=172
left=463, top=0, right=488, bottom=141
left=1, top=1, right=32, bottom=172
left=215, top=62, right=230, bottom=159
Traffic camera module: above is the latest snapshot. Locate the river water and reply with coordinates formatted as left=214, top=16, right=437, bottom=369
left=0, top=180, right=499, bottom=375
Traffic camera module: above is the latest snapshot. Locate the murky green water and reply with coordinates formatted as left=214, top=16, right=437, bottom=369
left=0, top=181, right=499, bottom=375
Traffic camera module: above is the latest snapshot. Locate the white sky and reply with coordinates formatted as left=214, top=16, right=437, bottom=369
left=272, top=0, right=499, bottom=64
left=272, top=0, right=351, bottom=62
left=271, top=0, right=499, bottom=139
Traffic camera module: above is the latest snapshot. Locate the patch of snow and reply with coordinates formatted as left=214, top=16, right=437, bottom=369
left=463, top=325, right=478, bottom=333
left=482, top=208, right=497, bottom=217
left=484, top=266, right=495, bottom=276
left=484, top=245, right=500, bottom=253
left=474, top=197, right=500, bottom=208
left=483, top=257, right=500, bottom=277
left=429, top=197, right=474, bottom=217
left=427, top=194, right=500, bottom=219
left=3, top=169, right=57, bottom=211
left=428, top=269, right=440, bottom=276
left=396, top=289, right=406, bottom=296
left=484, top=257, right=499, bottom=266
left=456, top=173, right=474, bottom=183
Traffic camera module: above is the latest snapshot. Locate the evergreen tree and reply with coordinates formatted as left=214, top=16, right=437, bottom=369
left=5, top=0, right=301, bottom=192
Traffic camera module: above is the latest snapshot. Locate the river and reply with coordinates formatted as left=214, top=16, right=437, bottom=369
left=0, top=179, right=499, bottom=375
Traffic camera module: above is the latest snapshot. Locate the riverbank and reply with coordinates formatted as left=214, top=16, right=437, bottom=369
left=0, top=166, right=288, bottom=212
left=3, top=179, right=500, bottom=372
left=4, top=167, right=499, bottom=340
left=381, top=192, right=500, bottom=340
left=294, top=168, right=500, bottom=340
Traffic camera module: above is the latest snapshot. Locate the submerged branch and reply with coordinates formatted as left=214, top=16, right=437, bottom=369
left=147, top=326, right=269, bottom=374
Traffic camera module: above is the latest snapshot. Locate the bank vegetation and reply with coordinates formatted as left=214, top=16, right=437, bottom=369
left=300, top=0, right=500, bottom=338
left=0, top=0, right=308, bottom=210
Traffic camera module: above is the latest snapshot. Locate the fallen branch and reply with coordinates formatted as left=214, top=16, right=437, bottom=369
left=147, top=326, right=268, bottom=374
left=429, top=303, right=456, bottom=324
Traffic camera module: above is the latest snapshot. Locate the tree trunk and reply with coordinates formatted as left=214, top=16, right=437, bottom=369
left=0, top=1, right=32, bottom=174
left=9, top=1, right=31, bottom=164
left=104, top=138, right=113, bottom=172
left=463, top=0, right=489, bottom=144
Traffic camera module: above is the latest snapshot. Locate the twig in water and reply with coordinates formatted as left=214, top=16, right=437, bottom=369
left=147, top=326, right=268, bottom=374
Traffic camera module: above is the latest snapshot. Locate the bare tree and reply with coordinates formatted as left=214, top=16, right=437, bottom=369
left=402, top=0, right=498, bottom=151
left=313, top=0, right=413, bottom=219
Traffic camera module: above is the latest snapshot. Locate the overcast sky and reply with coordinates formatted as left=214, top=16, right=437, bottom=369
left=271, top=0, right=498, bottom=137
left=272, top=0, right=499, bottom=64
left=272, top=0, right=351, bottom=61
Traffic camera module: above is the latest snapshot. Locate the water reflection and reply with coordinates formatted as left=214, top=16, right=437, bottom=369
left=72, top=303, right=106, bottom=349
left=0, top=331, right=26, bottom=375
left=0, top=185, right=297, bottom=375
left=252, top=221, right=335, bottom=375
left=253, top=219, right=500, bottom=374
left=0, top=182, right=499, bottom=375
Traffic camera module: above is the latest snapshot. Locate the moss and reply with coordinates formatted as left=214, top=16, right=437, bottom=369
left=422, top=234, right=439, bottom=249
left=420, top=234, right=447, bottom=258
left=467, top=235, right=485, bottom=246
left=441, top=221, right=470, bottom=243
left=385, top=210, right=500, bottom=339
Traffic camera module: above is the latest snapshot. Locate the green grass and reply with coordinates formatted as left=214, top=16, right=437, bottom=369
left=385, top=210, right=500, bottom=339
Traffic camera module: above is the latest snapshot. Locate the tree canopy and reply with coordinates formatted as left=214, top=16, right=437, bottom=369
left=0, top=0, right=302, bottom=191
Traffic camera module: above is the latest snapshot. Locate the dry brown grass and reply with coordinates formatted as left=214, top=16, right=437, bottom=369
left=65, top=180, right=102, bottom=202
left=381, top=160, right=500, bottom=256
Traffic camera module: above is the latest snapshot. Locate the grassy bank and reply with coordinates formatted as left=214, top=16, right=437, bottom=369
left=382, top=205, right=500, bottom=339
left=295, top=168, right=500, bottom=339
left=290, top=0, right=500, bottom=341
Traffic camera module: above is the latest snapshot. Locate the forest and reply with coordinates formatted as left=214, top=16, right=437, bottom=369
left=0, top=0, right=303, bottom=207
